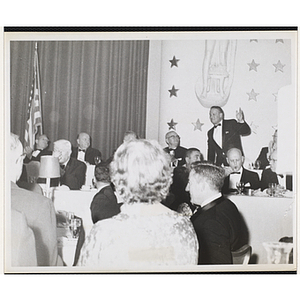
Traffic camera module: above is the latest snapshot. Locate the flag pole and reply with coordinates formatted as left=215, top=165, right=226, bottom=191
left=35, top=42, right=43, bottom=135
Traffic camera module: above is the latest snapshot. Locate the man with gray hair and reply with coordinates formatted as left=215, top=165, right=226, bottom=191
left=53, top=139, right=86, bottom=190
left=10, top=133, right=60, bottom=266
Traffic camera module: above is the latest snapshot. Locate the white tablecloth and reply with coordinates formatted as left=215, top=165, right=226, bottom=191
left=52, top=190, right=294, bottom=265
left=228, top=194, right=294, bottom=264
left=53, top=189, right=97, bottom=237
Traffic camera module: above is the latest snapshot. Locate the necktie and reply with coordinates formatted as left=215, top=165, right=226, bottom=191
left=214, top=123, right=221, bottom=129
left=60, top=164, right=65, bottom=170
left=78, top=149, right=85, bottom=152
left=231, top=171, right=241, bottom=174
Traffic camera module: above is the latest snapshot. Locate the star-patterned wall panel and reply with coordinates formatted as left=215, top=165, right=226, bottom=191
left=157, top=38, right=292, bottom=162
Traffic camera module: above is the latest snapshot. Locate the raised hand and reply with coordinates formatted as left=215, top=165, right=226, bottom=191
left=236, top=107, right=245, bottom=123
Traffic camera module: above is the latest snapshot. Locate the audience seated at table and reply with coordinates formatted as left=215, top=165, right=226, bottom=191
left=163, top=130, right=187, bottom=167
left=166, top=147, right=204, bottom=212
left=222, top=148, right=260, bottom=194
left=71, top=132, right=102, bottom=165
left=260, top=150, right=280, bottom=191
left=78, top=139, right=198, bottom=269
left=90, top=162, right=122, bottom=224
left=188, top=162, right=249, bottom=264
left=53, top=139, right=87, bottom=190
left=10, top=133, right=61, bottom=266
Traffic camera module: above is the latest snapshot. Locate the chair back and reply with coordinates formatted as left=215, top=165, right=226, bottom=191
left=24, top=161, right=40, bottom=183
left=232, top=244, right=252, bottom=264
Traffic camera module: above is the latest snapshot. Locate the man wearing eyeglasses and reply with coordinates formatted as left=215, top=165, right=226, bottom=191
left=260, top=150, right=279, bottom=191
left=163, top=130, right=187, bottom=167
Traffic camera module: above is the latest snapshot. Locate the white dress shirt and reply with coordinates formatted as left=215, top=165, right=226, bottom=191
left=213, top=121, right=222, bottom=147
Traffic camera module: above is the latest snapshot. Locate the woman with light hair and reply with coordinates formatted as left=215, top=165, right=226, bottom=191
left=78, top=139, right=198, bottom=269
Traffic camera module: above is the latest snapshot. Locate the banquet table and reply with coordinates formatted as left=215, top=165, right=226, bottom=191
left=52, top=189, right=294, bottom=265
left=228, top=194, right=294, bottom=264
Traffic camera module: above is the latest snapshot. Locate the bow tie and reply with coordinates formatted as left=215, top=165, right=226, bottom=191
left=78, top=149, right=86, bottom=152
left=231, top=171, right=241, bottom=174
left=214, top=123, right=221, bottom=129
left=60, top=164, right=65, bottom=170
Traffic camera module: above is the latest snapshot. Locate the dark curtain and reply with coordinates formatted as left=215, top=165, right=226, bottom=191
left=10, top=40, right=149, bottom=160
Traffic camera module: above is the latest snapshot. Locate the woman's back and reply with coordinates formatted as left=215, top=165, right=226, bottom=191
left=78, top=202, right=198, bottom=270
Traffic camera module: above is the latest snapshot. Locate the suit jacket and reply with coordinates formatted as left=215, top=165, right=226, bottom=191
left=260, top=167, right=279, bottom=191
left=207, top=119, right=251, bottom=166
left=190, top=196, right=248, bottom=264
left=60, top=157, right=87, bottom=190
left=11, top=209, right=37, bottom=266
left=222, top=167, right=260, bottom=194
left=11, top=182, right=58, bottom=266
left=71, top=146, right=102, bottom=165
left=24, top=148, right=52, bottom=163
left=169, top=165, right=193, bottom=211
left=163, top=145, right=187, bottom=166
left=90, top=185, right=121, bottom=224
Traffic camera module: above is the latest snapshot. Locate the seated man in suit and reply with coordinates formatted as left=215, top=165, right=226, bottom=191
left=188, top=162, right=248, bottom=264
left=90, top=162, right=122, bottom=224
left=53, top=139, right=87, bottom=190
left=10, top=133, right=60, bottom=266
left=169, top=147, right=204, bottom=211
left=207, top=106, right=251, bottom=166
left=260, top=150, right=280, bottom=191
left=163, top=130, right=187, bottom=167
left=18, top=134, right=52, bottom=184
left=24, top=134, right=52, bottom=163
left=71, top=132, right=102, bottom=165
left=222, top=147, right=260, bottom=194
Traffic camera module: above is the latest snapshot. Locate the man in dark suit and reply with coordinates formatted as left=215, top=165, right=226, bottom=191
left=71, top=132, right=102, bottom=165
left=188, top=162, right=248, bottom=264
left=207, top=106, right=251, bottom=166
left=23, top=134, right=52, bottom=163
left=222, top=148, right=260, bottom=194
left=169, top=148, right=204, bottom=211
left=163, top=130, right=187, bottom=167
left=90, top=162, right=121, bottom=224
left=260, top=150, right=279, bottom=191
left=53, top=139, right=87, bottom=190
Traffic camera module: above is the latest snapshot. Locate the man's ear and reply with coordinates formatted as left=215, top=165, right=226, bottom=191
left=242, top=156, right=245, bottom=164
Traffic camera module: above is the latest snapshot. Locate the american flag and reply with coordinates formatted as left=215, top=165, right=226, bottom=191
left=24, top=43, right=43, bottom=149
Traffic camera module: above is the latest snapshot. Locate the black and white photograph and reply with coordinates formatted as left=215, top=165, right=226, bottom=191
left=2, top=28, right=297, bottom=274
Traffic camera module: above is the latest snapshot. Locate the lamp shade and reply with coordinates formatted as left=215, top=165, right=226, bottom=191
left=39, top=156, right=60, bottom=178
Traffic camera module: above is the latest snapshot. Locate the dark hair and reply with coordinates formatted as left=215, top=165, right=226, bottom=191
left=186, top=148, right=204, bottom=161
left=94, top=162, right=111, bottom=183
left=210, top=106, right=224, bottom=116
left=191, top=161, right=225, bottom=192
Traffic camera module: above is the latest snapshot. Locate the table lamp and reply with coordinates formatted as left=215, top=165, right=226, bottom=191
left=39, top=156, right=60, bottom=199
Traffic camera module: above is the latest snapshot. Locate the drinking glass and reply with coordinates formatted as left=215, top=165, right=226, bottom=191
left=236, top=182, right=245, bottom=194
left=268, top=183, right=277, bottom=197
left=94, top=156, right=101, bottom=165
left=69, top=218, right=81, bottom=239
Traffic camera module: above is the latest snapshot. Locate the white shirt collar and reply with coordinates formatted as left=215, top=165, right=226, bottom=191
left=201, top=192, right=222, bottom=208
left=97, top=183, right=110, bottom=193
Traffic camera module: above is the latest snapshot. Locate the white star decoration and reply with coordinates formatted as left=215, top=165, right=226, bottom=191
left=273, top=60, right=285, bottom=72
left=247, top=59, right=260, bottom=71
left=272, top=92, right=278, bottom=102
left=250, top=121, right=259, bottom=134
left=192, top=119, right=204, bottom=131
left=247, top=89, right=259, bottom=101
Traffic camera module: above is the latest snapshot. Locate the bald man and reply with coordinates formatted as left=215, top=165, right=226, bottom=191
left=71, top=132, right=102, bottom=165
left=222, top=147, right=260, bottom=194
